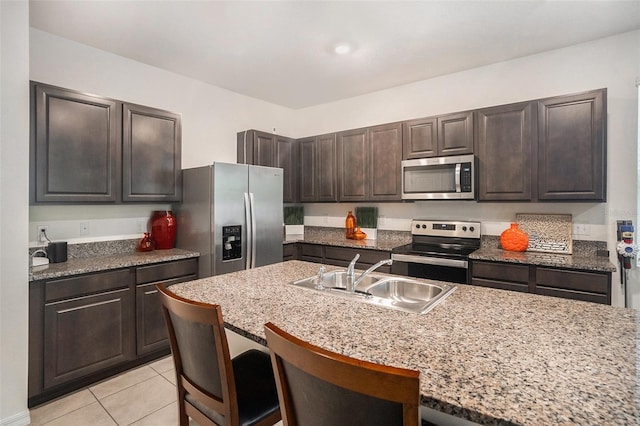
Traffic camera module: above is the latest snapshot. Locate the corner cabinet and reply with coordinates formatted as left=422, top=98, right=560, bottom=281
left=31, top=82, right=121, bottom=203
left=122, top=103, right=182, bottom=202
left=29, top=257, right=198, bottom=407
left=237, top=130, right=298, bottom=203
left=30, top=82, right=182, bottom=204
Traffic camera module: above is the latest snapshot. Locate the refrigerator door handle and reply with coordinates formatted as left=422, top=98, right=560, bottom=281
left=244, top=192, right=252, bottom=270
left=249, top=192, right=257, bottom=269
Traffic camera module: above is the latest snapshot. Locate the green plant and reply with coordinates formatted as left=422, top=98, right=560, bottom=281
left=355, top=207, right=378, bottom=228
left=284, top=205, right=304, bottom=225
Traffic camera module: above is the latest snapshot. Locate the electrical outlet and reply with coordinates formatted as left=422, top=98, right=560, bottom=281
left=574, top=224, right=590, bottom=236
left=137, top=219, right=147, bottom=233
left=80, top=221, right=90, bottom=236
left=37, top=225, right=49, bottom=242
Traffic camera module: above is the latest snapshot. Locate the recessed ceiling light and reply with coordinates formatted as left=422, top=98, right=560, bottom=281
left=334, top=43, right=352, bottom=55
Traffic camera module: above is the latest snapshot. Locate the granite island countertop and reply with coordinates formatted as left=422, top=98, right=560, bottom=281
left=169, top=260, right=638, bottom=425
left=29, top=248, right=200, bottom=281
left=470, top=247, right=617, bottom=272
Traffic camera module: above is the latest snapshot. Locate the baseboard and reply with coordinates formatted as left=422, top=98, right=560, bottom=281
left=0, top=410, right=30, bottom=426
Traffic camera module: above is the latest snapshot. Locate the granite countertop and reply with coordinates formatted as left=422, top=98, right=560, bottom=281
left=284, top=227, right=411, bottom=251
left=170, top=261, right=637, bottom=425
left=29, top=248, right=200, bottom=281
left=470, top=247, right=617, bottom=272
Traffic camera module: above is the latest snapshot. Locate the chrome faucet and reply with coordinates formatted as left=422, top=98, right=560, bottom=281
left=346, top=254, right=393, bottom=293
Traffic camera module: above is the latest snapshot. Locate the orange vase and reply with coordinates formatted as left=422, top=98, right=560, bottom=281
left=345, top=211, right=356, bottom=239
left=500, top=223, right=528, bottom=252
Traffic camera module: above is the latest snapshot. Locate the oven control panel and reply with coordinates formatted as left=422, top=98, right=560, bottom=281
left=411, top=220, right=481, bottom=239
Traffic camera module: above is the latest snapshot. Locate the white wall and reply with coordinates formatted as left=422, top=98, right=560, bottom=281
left=28, top=28, right=297, bottom=246
left=291, top=31, right=640, bottom=308
left=1, top=2, right=31, bottom=425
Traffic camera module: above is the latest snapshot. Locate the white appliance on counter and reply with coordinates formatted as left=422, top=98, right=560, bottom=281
left=176, top=163, right=283, bottom=278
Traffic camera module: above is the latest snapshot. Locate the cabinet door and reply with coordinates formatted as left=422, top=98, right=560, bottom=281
left=316, top=134, right=338, bottom=202
left=403, top=117, right=437, bottom=159
left=122, top=103, right=182, bottom=202
left=437, top=110, right=474, bottom=156
left=275, top=136, right=298, bottom=203
left=31, top=82, right=120, bottom=203
left=43, top=288, right=134, bottom=389
left=369, top=122, right=403, bottom=201
left=337, top=128, right=368, bottom=201
left=298, top=137, right=317, bottom=202
left=252, top=130, right=276, bottom=167
left=537, top=89, right=606, bottom=201
left=476, top=102, right=537, bottom=201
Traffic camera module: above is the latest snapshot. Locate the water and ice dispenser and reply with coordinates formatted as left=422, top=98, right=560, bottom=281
left=222, top=225, right=242, bottom=261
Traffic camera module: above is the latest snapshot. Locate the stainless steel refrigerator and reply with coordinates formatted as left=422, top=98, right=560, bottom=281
left=175, top=163, right=283, bottom=278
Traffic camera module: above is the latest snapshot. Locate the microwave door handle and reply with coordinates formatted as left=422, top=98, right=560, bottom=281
left=455, top=163, right=461, bottom=193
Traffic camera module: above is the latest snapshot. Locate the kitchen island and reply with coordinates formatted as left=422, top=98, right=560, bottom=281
left=169, top=260, right=638, bottom=425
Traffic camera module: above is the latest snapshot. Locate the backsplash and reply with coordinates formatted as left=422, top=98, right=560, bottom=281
left=481, top=235, right=608, bottom=257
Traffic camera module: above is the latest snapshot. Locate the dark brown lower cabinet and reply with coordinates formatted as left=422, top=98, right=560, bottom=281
left=470, top=260, right=611, bottom=304
left=283, top=243, right=298, bottom=261
left=43, top=288, right=134, bottom=390
left=295, top=243, right=391, bottom=273
left=29, top=257, right=198, bottom=407
left=135, top=259, right=198, bottom=355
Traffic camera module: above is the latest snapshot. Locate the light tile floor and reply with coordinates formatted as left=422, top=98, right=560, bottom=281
left=29, top=356, right=285, bottom=426
left=29, top=357, right=186, bottom=426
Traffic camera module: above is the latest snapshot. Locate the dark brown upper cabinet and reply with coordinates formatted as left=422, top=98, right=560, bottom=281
left=403, top=117, right=436, bottom=159
left=237, top=129, right=298, bottom=203
left=476, top=102, right=537, bottom=201
left=122, top=103, right=182, bottom=202
left=337, top=128, right=368, bottom=201
left=31, top=82, right=121, bottom=203
left=298, top=134, right=338, bottom=202
left=315, top=133, right=339, bottom=202
left=369, top=123, right=403, bottom=201
left=403, top=111, right=473, bottom=159
left=31, top=82, right=182, bottom=204
left=537, top=89, right=606, bottom=201
left=437, top=110, right=474, bottom=156
left=337, top=123, right=403, bottom=202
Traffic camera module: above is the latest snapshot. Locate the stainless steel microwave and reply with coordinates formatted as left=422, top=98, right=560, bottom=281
left=401, top=154, right=475, bottom=200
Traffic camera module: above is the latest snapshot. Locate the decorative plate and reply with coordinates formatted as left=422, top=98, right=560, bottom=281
left=516, top=213, right=573, bottom=254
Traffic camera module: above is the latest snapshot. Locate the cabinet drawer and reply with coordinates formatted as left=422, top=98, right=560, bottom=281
left=472, top=261, right=529, bottom=283
left=535, top=286, right=609, bottom=304
left=471, top=278, right=529, bottom=293
left=45, top=269, right=133, bottom=302
left=536, top=268, right=608, bottom=294
left=324, top=246, right=389, bottom=265
left=136, top=258, right=198, bottom=284
left=299, top=244, right=323, bottom=258
left=283, top=244, right=298, bottom=260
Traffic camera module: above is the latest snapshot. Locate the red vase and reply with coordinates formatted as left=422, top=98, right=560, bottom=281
left=500, top=223, right=528, bottom=252
left=137, top=232, right=154, bottom=252
left=151, top=210, right=177, bottom=249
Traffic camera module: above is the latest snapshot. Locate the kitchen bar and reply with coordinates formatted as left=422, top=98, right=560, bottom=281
left=169, top=260, right=638, bottom=425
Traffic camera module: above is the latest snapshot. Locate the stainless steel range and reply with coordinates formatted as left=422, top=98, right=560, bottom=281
left=391, top=219, right=481, bottom=284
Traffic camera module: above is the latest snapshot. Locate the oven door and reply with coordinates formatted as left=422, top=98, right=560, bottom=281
left=390, top=253, right=469, bottom=284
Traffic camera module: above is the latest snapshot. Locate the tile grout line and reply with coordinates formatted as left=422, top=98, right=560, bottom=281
left=123, top=401, right=176, bottom=426
left=89, top=387, right=120, bottom=426
left=33, top=387, right=95, bottom=426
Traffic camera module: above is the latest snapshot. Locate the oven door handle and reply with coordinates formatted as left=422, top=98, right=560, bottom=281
left=391, top=253, right=468, bottom=269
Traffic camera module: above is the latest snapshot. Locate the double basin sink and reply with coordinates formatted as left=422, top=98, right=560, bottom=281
left=292, top=269, right=456, bottom=314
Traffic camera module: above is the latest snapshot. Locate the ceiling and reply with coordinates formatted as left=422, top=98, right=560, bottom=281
left=29, top=1, right=640, bottom=109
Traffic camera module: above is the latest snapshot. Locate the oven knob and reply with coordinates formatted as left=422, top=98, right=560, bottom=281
left=470, top=226, right=475, bottom=232
left=422, top=224, right=426, bottom=229
left=462, top=226, right=467, bottom=231
left=415, top=224, right=420, bottom=229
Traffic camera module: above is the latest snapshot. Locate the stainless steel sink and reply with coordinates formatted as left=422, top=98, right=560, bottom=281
left=292, top=270, right=455, bottom=314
